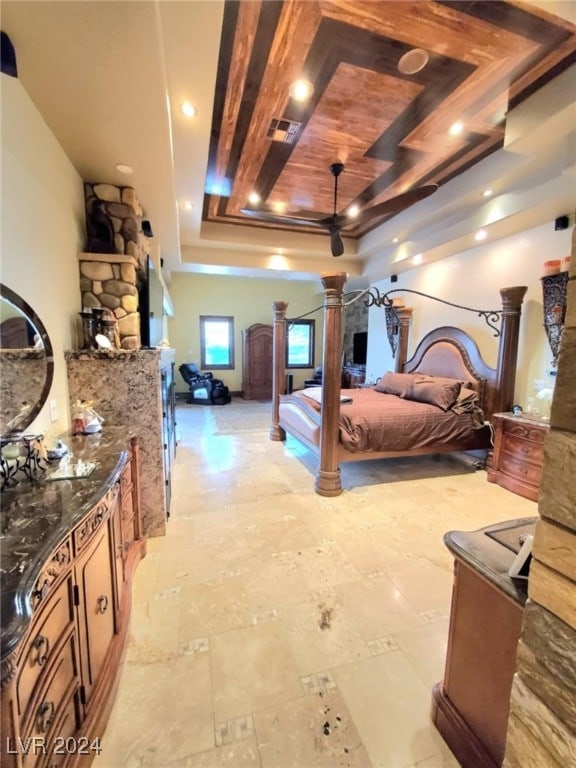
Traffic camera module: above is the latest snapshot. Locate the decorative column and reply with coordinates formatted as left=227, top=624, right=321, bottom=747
left=315, top=272, right=346, bottom=497
left=494, top=286, right=528, bottom=413
left=270, top=301, right=288, bottom=441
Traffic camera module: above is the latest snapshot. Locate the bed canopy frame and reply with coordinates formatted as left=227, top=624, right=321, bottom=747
left=270, top=272, right=527, bottom=497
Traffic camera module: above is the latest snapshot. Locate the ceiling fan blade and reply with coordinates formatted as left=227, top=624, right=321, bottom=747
left=355, top=184, right=438, bottom=225
left=330, top=229, right=344, bottom=257
left=240, top=207, right=324, bottom=229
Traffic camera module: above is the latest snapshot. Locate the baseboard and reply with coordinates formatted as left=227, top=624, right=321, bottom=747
left=431, top=682, right=500, bottom=768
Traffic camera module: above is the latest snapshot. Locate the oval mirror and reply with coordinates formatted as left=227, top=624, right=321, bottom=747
left=0, top=284, right=54, bottom=436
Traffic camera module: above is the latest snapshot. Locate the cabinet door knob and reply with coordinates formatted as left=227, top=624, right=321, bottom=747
left=96, top=594, right=109, bottom=614
left=37, top=700, right=55, bottom=732
left=33, top=634, right=50, bottom=666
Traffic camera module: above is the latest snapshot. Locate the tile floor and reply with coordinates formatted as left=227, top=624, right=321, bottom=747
left=94, top=399, right=535, bottom=768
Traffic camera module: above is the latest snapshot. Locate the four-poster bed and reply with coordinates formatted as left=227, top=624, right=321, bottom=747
left=270, top=273, right=527, bottom=496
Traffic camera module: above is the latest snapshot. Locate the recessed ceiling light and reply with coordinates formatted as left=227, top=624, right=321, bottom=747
left=289, top=79, right=314, bottom=102
left=180, top=101, right=197, bottom=118
left=482, top=189, right=493, bottom=198
left=116, top=163, right=133, bottom=174
left=248, top=192, right=261, bottom=205
left=475, top=229, right=487, bottom=241
left=181, top=201, right=193, bottom=211
left=398, top=48, right=429, bottom=75
left=412, top=253, right=423, bottom=265
left=449, top=121, right=464, bottom=136
left=347, top=204, right=360, bottom=218
left=392, top=237, right=399, bottom=244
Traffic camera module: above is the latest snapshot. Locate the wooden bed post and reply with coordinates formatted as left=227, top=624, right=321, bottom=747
left=494, top=286, right=528, bottom=413
left=315, top=272, right=346, bottom=497
left=394, top=307, right=413, bottom=373
left=270, top=300, right=288, bottom=441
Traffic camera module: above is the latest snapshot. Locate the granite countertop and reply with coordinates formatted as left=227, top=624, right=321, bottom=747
left=1, top=428, right=131, bottom=659
left=444, top=516, right=538, bottom=606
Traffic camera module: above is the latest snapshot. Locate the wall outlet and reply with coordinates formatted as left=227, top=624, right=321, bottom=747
left=49, top=399, right=58, bottom=422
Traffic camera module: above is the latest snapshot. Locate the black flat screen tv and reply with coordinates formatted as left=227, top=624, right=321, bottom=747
left=353, top=331, right=367, bottom=365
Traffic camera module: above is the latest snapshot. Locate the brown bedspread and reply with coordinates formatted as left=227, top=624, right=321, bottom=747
left=295, top=387, right=485, bottom=453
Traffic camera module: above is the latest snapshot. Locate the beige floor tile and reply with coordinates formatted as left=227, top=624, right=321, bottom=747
left=332, top=651, right=447, bottom=768
left=179, top=576, right=252, bottom=637
left=384, top=558, right=454, bottom=614
left=408, top=747, right=460, bottom=767
left=163, top=735, right=262, bottom=768
left=94, top=655, right=213, bottom=767
left=254, top=687, right=372, bottom=768
left=334, top=575, right=424, bottom=639
left=393, top=619, right=450, bottom=690
left=279, top=595, right=372, bottom=675
left=125, top=588, right=181, bottom=663
left=210, top=622, right=303, bottom=722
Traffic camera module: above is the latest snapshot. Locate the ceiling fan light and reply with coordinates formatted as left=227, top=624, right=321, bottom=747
left=449, top=121, right=464, bottom=136
left=248, top=192, right=261, bottom=205
left=398, top=48, right=429, bottom=75
left=289, top=79, right=314, bottom=102
left=347, top=204, right=360, bottom=218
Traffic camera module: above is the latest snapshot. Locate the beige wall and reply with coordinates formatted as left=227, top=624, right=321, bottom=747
left=0, top=75, right=85, bottom=437
left=168, top=273, right=324, bottom=393
left=367, top=222, right=572, bottom=407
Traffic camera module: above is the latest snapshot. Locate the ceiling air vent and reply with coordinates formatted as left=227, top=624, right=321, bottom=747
left=267, top=118, right=301, bottom=144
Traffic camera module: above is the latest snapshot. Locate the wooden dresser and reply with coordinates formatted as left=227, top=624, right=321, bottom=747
left=1, top=431, right=145, bottom=768
left=487, top=412, right=549, bottom=501
left=432, top=518, right=535, bottom=768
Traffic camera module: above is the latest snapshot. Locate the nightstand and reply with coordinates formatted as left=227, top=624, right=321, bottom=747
left=487, top=412, right=549, bottom=501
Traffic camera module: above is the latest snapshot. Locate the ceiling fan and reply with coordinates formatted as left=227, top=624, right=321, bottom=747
left=240, top=162, right=438, bottom=257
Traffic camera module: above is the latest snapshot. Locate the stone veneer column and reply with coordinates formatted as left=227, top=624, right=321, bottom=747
left=79, top=253, right=141, bottom=349
left=503, top=221, right=576, bottom=768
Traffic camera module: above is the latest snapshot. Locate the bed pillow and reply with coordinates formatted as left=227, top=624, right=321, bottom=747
left=373, top=372, right=418, bottom=396
left=403, top=377, right=462, bottom=411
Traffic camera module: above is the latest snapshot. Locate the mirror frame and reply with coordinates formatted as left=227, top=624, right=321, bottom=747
left=0, top=283, right=54, bottom=435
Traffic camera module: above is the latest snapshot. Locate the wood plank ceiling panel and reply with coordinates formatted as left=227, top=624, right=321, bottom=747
left=204, top=0, right=576, bottom=238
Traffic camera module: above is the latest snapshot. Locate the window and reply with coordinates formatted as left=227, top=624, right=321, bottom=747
left=200, top=315, right=234, bottom=369
left=286, top=319, right=314, bottom=369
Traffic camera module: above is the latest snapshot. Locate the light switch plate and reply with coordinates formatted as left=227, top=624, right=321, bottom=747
left=49, top=399, right=58, bottom=422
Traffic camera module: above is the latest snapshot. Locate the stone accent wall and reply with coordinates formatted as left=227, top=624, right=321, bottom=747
left=79, top=253, right=141, bottom=350
left=84, top=183, right=149, bottom=270
left=503, top=223, right=576, bottom=767
left=80, top=183, right=151, bottom=350
left=343, top=295, right=368, bottom=366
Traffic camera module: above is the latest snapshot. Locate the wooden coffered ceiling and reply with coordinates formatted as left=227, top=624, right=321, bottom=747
left=204, top=0, right=576, bottom=244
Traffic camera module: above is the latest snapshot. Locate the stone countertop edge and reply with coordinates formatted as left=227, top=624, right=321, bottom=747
left=443, top=516, right=537, bottom=606
left=0, top=427, right=133, bottom=659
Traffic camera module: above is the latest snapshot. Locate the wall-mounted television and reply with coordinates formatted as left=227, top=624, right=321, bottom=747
left=353, top=331, right=367, bottom=365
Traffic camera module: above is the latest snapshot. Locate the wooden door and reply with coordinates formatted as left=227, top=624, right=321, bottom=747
left=242, top=324, right=273, bottom=400
left=75, top=526, right=115, bottom=708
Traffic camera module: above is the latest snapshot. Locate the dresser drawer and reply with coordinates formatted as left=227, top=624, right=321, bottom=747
left=501, top=434, right=545, bottom=465
left=40, top=689, right=81, bottom=768
left=502, top=419, right=547, bottom=444
left=500, top=450, right=544, bottom=486
left=22, top=632, right=79, bottom=747
left=17, top=577, right=74, bottom=722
